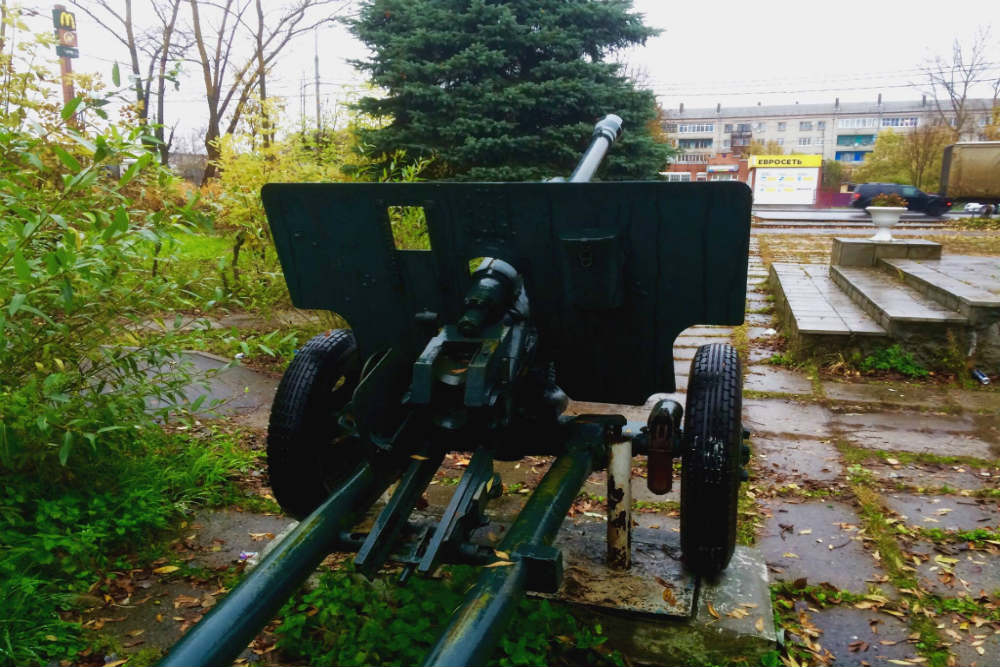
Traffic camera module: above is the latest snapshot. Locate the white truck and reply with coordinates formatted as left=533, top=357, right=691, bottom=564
left=939, top=141, right=1000, bottom=214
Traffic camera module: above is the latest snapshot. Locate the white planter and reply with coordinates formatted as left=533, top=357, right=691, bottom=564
left=866, top=206, right=906, bottom=241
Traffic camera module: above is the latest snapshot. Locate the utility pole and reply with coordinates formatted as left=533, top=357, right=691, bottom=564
left=314, top=29, right=321, bottom=135
left=52, top=5, right=79, bottom=120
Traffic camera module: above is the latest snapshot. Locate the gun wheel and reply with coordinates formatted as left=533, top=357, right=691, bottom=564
left=267, top=329, right=368, bottom=519
left=680, top=343, right=742, bottom=577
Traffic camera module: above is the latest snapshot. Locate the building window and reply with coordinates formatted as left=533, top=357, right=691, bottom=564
left=722, top=138, right=731, bottom=148
left=797, top=137, right=812, bottom=146
left=677, top=123, right=714, bottom=133
left=837, top=134, right=875, bottom=146
left=817, top=121, right=826, bottom=129
left=775, top=138, right=784, bottom=146
left=664, top=172, right=691, bottom=182
left=835, top=150, right=869, bottom=162
left=881, top=116, right=919, bottom=127
left=724, top=124, right=733, bottom=132
left=665, top=123, right=677, bottom=133
left=736, top=123, right=751, bottom=132
left=777, top=122, right=786, bottom=131
left=678, top=138, right=713, bottom=149
left=675, top=153, right=709, bottom=163
left=837, top=117, right=878, bottom=129
left=710, top=173, right=736, bottom=181
left=695, top=172, right=707, bottom=181
left=754, top=122, right=766, bottom=132
left=815, top=137, right=824, bottom=145
left=799, top=121, right=813, bottom=131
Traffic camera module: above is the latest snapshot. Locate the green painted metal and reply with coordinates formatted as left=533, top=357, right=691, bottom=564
left=156, top=463, right=379, bottom=667
left=261, top=181, right=752, bottom=405
left=421, top=428, right=599, bottom=666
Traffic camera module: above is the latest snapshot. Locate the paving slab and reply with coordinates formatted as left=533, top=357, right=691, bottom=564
left=745, top=313, right=774, bottom=327
left=674, top=335, right=736, bottom=348
left=949, top=626, right=1000, bottom=667
left=831, top=265, right=967, bottom=326
left=169, top=351, right=280, bottom=424
left=867, top=460, right=997, bottom=491
left=188, top=510, right=296, bottom=569
left=744, top=366, right=814, bottom=395
left=822, top=381, right=951, bottom=409
left=743, top=398, right=833, bottom=438
left=948, top=389, right=1000, bottom=415
left=909, top=542, right=1000, bottom=597
left=831, top=409, right=998, bottom=461
left=883, top=493, right=1000, bottom=532
left=673, top=346, right=697, bottom=360
left=749, top=348, right=781, bottom=363
left=752, top=436, right=843, bottom=483
left=806, top=605, right=916, bottom=667
left=681, top=326, right=734, bottom=337
left=770, top=263, right=888, bottom=337
left=758, top=500, right=885, bottom=593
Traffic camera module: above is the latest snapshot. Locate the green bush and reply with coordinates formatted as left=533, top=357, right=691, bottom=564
left=860, top=345, right=929, bottom=378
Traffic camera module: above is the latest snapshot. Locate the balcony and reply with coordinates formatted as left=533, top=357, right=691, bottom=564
left=731, top=132, right=752, bottom=148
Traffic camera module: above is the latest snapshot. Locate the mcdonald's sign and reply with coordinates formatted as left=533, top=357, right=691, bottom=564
left=52, top=7, right=79, bottom=59
left=52, top=8, right=76, bottom=30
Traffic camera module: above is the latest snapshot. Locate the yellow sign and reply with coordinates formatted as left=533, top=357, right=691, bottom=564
left=748, top=155, right=822, bottom=168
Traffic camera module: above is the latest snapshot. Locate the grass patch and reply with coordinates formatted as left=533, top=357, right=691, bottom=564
left=0, top=425, right=256, bottom=666
left=274, top=563, right=624, bottom=666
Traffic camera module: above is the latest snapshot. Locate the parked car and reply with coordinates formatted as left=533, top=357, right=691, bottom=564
left=963, top=202, right=995, bottom=216
left=851, top=183, right=952, bottom=217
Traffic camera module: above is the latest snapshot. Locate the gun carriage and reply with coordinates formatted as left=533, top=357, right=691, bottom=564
left=158, top=115, right=752, bottom=666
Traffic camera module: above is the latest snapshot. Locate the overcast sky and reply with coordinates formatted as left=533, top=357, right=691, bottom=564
left=27, top=0, right=1000, bottom=145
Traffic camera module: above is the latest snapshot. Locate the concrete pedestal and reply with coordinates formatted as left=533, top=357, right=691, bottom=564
left=830, top=237, right=941, bottom=267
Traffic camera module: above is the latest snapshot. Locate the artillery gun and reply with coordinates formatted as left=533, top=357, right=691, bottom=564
left=158, top=115, right=752, bottom=666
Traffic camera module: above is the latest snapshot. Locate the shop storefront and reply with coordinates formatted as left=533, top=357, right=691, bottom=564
left=748, top=155, right=821, bottom=205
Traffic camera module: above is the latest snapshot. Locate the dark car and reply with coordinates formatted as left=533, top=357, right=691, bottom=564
left=850, top=183, right=952, bottom=217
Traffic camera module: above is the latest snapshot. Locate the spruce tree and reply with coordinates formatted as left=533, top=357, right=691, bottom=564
left=347, top=0, right=671, bottom=180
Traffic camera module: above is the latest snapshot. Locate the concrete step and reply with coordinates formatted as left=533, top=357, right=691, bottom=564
left=830, top=265, right=968, bottom=334
left=769, top=263, right=887, bottom=339
left=879, top=256, right=1000, bottom=325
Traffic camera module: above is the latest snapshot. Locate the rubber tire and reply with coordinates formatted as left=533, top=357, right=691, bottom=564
left=680, top=343, right=743, bottom=577
left=267, top=330, right=366, bottom=519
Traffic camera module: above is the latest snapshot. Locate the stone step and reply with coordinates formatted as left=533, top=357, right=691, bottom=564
left=769, top=263, right=888, bottom=339
left=879, top=256, right=1000, bottom=325
left=830, top=265, right=968, bottom=334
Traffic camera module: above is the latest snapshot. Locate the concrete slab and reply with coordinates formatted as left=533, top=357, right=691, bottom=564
left=758, top=500, right=885, bottom=593
left=675, top=335, right=736, bottom=348
left=806, top=605, right=916, bottom=667
left=745, top=313, right=774, bottom=327
left=568, top=543, right=776, bottom=667
left=831, top=409, right=998, bottom=461
left=744, top=366, right=814, bottom=395
left=770, top=263, right=888, bottom=337
left=822, top=381, right=950, bottom=409
left=867, top=460, right=998, bottom=492
left=948, top=389, right=1000, bottom=415
left=883, top=493, right=1000, bottom=532
left=753, top=436, right=843, bottom=483
left=743, top=398, right=833, bottom=438
left=909, top=542, right=1000, bottom=597
left=831, top=237, right=942, bottom=267
left=682, top=326, right=734, bottom=337
left=188, top=510, right=296, bottom=569
left=170, top=351, right=279, bottom=421
left=541, top=522, right=695, bottom=617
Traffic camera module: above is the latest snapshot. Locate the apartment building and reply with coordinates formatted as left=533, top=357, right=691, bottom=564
left=663, top=97, right=995, bottom=172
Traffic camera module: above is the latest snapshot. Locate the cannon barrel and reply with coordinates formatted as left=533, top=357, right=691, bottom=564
left=568, top=114, right=623, bottom=183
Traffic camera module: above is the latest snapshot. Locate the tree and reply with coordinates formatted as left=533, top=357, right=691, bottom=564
left=744, top=139, right=784, bottom=156
left=186, top=0, right=345, bottom=180
left=346, top=0, right=671, bottom=181
left=919, top=28, right=997, bottom=141
left=821, top=159, right=847, bottom=190
left=852, top=126, right=952, bottom=191
left=70, top=1, right=189, bottom=164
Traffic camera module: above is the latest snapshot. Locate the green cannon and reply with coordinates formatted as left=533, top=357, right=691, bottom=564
left=158, top=115, right=752, bottom=666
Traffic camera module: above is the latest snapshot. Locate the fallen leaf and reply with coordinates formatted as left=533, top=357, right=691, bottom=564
left=410, top=454, right=429, bottom=461
left=798, top=529, right=813, bottom=535
left=886, top=458, right=900, bottom=465
left=494, top=550, right=510, bottom=560
left=152, top=565, right=179, bottom=575
left=126, top=629, right=144, bottom=637
left=248, top=532, right=274, bottom=541
left=783, top=552, right=799, bottom=559
left=484, top=561, right=514, bottom=568
left=662, top=587, right=677, bottom=605
left=755, top=617, right=766, bottom=632
left=707, top=602, right=720, bottom=619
